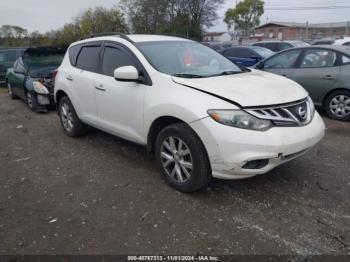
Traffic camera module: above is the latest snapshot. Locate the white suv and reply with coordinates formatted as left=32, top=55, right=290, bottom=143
left=54, top=34, right=325, bottom=192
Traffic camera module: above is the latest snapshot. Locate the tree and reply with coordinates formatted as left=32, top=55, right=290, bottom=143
left=224, top=0, right=264, bottom=36
left=120, top=0, right=224, bottom=39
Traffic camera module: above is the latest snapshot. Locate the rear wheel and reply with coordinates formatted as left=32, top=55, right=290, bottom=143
left=155, top=123, right=211, bottom=193
left=58, top=96, right=88, bottom=137
left=325, top=90, right=350, bottom=121
left=7, top=82, right=16, bottom=99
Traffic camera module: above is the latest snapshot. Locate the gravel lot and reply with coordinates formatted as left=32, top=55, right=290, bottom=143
left=0, top=90, right=349, bottom=256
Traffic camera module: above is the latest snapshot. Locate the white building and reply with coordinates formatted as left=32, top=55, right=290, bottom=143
left=203, top=32, right=231, bottom=42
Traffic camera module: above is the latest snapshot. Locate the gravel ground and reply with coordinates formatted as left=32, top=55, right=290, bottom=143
left=0, top=90, right=349, bottom=256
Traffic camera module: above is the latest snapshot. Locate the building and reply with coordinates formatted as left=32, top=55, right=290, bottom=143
left=255, top=21, right=350, bottom=40
left=203, top=32, right=231, bottom=42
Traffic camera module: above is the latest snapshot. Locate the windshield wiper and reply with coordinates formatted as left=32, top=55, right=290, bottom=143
left=218, top=70, right=243, bottom=76
left=172, top=73, right=205, bottom=78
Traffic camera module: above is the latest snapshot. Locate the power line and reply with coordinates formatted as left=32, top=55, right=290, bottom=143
left=265, top=5, right=350, bottom=10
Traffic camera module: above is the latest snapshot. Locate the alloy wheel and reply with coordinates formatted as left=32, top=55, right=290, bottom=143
left=160, top=136, right=193, bottom=183
left=60, top=102, right=74, bottom=132
left=329, top=95, right=350, bottom=118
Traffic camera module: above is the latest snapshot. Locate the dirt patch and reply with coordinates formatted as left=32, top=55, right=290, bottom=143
left=0, top=94, right=349, bottom=255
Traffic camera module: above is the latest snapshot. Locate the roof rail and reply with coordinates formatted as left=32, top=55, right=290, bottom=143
left=81, top=32, right=134, bottom=44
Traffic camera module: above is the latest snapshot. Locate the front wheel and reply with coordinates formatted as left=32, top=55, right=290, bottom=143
left=58, top=96, right=88, bottom=137
left=26, top=92, right=39, bottom=112
left=325, top=90, right=350, bottom=121
left=155, top=123, right=211, bottom=193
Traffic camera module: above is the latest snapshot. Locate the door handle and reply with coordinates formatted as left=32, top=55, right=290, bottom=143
left=95, top=84, right=106, bottom=92
left=322, top=75, right=335, bottom=80
left=66, top=75, right=73, bottom=81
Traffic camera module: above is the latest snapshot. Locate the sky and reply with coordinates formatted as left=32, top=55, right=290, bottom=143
left=0, top=0, right=350, bottom=33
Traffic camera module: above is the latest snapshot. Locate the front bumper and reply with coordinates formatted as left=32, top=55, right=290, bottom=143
left=190, top=112, right=325, bottom=180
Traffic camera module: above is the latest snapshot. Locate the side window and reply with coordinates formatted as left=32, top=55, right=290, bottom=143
left=264, top=50, right=301, bottom=69
left=76, top=46, right=101, bottom=73
left=341, top=55, right=350, bottom=65
left=223, top=49, right=240, bottom=57
left=69, top=44, right=81, bottom=66
left=240, top=49, right=255, bottom=58
left=264, top=43, right=278, bottom=52
left=101, top=46, right=136, bottom=77
left=343, top=42, right=350, bottom=46
left=280, top=43, right=293, bottom=51
left=300, top=49, right=337, bottom=68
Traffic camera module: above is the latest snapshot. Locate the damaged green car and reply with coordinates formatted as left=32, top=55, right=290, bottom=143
left=5, top=46, right=66, bottom=112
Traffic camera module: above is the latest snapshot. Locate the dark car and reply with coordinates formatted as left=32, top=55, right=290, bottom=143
left=5, top=46, right=66, bottom=112
left=220, top=46, right=274, bottom=67
left=202, top=42, right=234, bottom=52
left=0, top=47, right=27, bottom=83
left=253, top=40, right=309, bottom=52
left=255, top=45, right=350, bottom=121
left=311, top=38, right=335, bottom=45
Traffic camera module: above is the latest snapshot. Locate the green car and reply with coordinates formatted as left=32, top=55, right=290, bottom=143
left=5, top=46, right=66, bottom=112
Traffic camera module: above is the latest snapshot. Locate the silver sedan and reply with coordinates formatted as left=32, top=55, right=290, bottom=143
left=256, top=45, right=350, bottom=121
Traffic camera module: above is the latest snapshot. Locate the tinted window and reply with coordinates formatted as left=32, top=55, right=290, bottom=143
left=264, top=50, right=301, bottom=69
left=264, top=43, right=279, bottom=52
left=279, top=43, right=293, bottom=50
left=300, top=49, right=337, bottom=68
left=343, top=42, right=350, bottom=46
left=253, top=43, right=265, bottom=48
left=101, top=47, right=136, bottom=77
left=76, top=46, right=100, bottom=72
left=239, top=49, right=255, bottom=58
left=223, top=48, right=241, bottom=57
left=69, top=44, right=81, bottom=66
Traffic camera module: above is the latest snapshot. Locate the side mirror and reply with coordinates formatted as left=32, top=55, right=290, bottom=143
left=114, top=66, right=140, bottom=82
left=255, top=61, right=264, bottom=69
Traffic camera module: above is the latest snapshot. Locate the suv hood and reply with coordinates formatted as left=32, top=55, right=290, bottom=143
left=172, top=69, right=308, bottom=107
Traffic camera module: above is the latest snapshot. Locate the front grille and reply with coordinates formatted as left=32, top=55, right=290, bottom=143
left=245, top=98, right=313, bottom=127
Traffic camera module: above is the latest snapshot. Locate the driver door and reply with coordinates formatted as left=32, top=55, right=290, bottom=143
left=94, top=43, right=148, bottom=144
left=262, top=49, right=302, bottom=78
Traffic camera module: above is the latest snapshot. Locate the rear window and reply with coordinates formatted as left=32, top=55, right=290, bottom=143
left=76, top=46, right=100, bottom=73
left=69, top=44, right=81, bottom=66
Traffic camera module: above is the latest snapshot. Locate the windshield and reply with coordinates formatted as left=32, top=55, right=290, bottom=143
left=292, top=41, right=310, bottom=47
left=251, top=47, right=274, bottom=58
left=23, top=54, right=64, bottom=69
left=136, top=41, right=242, bottom=78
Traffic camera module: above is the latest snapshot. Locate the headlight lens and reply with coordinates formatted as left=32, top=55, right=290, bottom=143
left=307, top=96, right=315, bottom=118
left=33, top=81, right=49, bottom=94
left=207, top=110, right=272, bottom=131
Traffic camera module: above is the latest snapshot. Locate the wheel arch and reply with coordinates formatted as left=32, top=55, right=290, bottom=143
left=55, top=90, right=68, bottom=107
left=322, top=87, right=350, bottom=108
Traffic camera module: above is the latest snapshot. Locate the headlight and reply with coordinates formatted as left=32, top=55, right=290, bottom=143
left=307, top=96, right=315, bottom=118
left=33, top=81, right=49, bottom=95
left=207, top=110, right=272, bottom=131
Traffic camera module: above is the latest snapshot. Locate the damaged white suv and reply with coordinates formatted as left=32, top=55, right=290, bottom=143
left=54, top=34, right=325, bottom=192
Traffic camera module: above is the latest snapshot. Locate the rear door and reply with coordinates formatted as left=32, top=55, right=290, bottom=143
left=262, top=49, right=302, bottom=78
left=94, top=42, right=147, bottom=144
left=68, top=42, right=102, bottom=124
left=291, top=48, right=340, bottom=104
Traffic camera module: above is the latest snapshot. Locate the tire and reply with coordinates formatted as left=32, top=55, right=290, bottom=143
left=7, top=82, right=16, bottom=99
left=155, top=123, right=211, bottom=193
left=26, top=91, right=39, bottom=112
left=324, top=90, right=350, bottom=121
left=58, top=96, right=88, bottom=137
